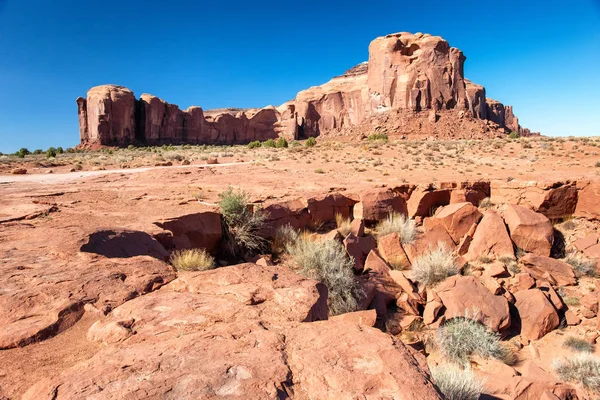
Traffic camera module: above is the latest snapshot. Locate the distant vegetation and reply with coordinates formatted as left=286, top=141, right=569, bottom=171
left=509, top=131, right=520, bottom=139
left=367, top=133, right=388, bottom=141
left=305, top=137, right=317, bottom=147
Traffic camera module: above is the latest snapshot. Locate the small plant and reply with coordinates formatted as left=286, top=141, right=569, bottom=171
left=436, top=313, right=506, bottom=364
left=218, top=187, right=266, bottom=257
left=595, top=161, right=600, bottom=168
left=335, top=213, right=352, bottom=237
left=563, top=252, right=597, bottom=278
left=409, top=243, right=457, bottom=287
left=509, top=132, right=520, bottom=139
left=314, top=168, right=325, bottom=174
left=56, top=146, right=64, bottom=154
left=367, top=133, right=389, bottom=141
left=272, top=224, right=299, bottom=254
left=276, top=137, right=288, bottom=148
left=46, top=147, right=57, bottom=158
left=248, top=140, right=261, bottom=149
left=478, top=255, right=493, bottom=264
left=263, top=138, right=276, bottom=148
left=478, top=197, right=493, bottom=210
left=430, top=364, right=483, bottom=400
left=553, top=354, right=600, bottom=390
left=287, top=237, right=361, bottom=315
left=305, top=137, right=317, bottom=147
left=564, top=337, right=594, bottom=353
left=376, top=213, right=417, bottom=244
left=170, top=249, right=214, bottom=271
left=33, top=149, right=43, bottom=155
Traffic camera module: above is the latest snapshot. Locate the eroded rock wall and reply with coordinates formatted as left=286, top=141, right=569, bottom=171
left=78, top=32, right=535, bottom=147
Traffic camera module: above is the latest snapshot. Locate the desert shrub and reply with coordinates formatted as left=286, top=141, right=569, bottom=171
left=18, top=148, right=30, bottom=156
left=218, top=187, right=266, bottom=257
left=46, top=147, right=57, bottom=158
left=276, top=137, right=288, bottom=148
left=564, top=337, right=594, bottom=353
left=563, top=252, right=597, bottom=278
left=263, top=138, right=276, bottom=148
left=170, top=249, right=214, bottom=271
left=367, top=133, right=389, bottom=141
left=335, top=213, right=352, bottom=237
left=430, top=364, right=483, bottom=400
left=553, top=354, right=600, bottom=390
left=509, top=131, right=520, bottom=139
left=409, top=243, right=457, bottom=287
left=287, top=237, right=360, bottom=315
left=305, top=137, right=317, bottom=147
left=56, top=146, right=64, bottom=154
left=127, top=144, right=135, bottom=150
left=247, top=140, right=261, bottom=149
left=272, top=224, right=300, bottom=254
left=376, top=213, right=417, bottom=244
left=314, top=168, right=325, bottom=174
left=436, top=314, right=505, bottom=364
left=33, top=149, right=43, bottom=155
left=478, top=197, right=493, bottom=210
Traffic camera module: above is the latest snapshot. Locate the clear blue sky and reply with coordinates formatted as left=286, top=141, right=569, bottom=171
left=0, top=0, right=599, bottom=153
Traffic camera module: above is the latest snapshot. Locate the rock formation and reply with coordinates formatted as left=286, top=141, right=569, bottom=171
left=77, top=32, right=536, bottom=147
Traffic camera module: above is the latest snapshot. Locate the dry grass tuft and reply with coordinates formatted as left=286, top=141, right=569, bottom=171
left=170, top=249, right=215, bottom=271
left=409, top=243, right=457, bottom=287
left=335, top=213, right=352, bottom=237
left=376, top=212, right=417, bottom=244
left=430, top=364, right=483, bottom=400
left=553, top=354, right=600, bottom=390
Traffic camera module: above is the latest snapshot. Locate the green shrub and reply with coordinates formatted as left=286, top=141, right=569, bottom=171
left=263, top=139, right=276, bottom=148
left=276, top=137, right=288, bottom=148
left=436, top=314, right=506, bottom=364
left=46, top=148, right=57, bottom=158
left=218, top=187, right=266, bottom=257
left=33, top=149, right=43, bottom=155
left=430, top=364, right=483, bottom=400
left=564, top=337, right=594, bottom=353
left=367, top=133, right=389, bottom=141
left=553, top=354, right=600, bottom=390
left=248, top=140, right=261, bottom=149
left=287, top=236, right=361, bottom=315
left=409, top=243, right=458, bottom=287
left=56, top=147, right=64, bottom=154
left=376, top=213, right=416, bottom=244
left=170, top=249, right=215, bottom=271
left=305, top=137, right=317, bottom=147
left=127, top=144, right=135, bottom=150
left=563, top=252, right=597, bottom=278
left=509, top=132, right=520, bottom=139
left=18, top=148, right=30, bottom=156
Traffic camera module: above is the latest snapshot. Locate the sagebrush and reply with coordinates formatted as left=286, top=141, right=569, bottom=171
left=430, top=364, right=483, bottom=400
left=409, top=242, right=457, bottom=287
left=376, top=212, right=416, bottom=244
left=287, top=236, right=361, bottom=315
left=553, top=354, right=600, bottom=390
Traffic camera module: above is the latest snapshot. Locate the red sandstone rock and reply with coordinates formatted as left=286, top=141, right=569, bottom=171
left=306, top=192, right=358, bottom=223
left=436, top=276, right=511, bottom=331
left=573, top=233, right=600, bottom=251
left=353, top=188, right=407, bottom=222
left=575, top=181, right=600, bottom=219
left=514, top=289, right=560, bottom=341
left=378, top=232, right=411, bottom=269
left=344, top=233, right=377, bottom=271
left=504, top=205, right=554, bottom=257
left=406, top=185, right=451, bottom=218
left=153, top=211, right=222, bottom=253
left=465, top=210, right=514, bottom=261
left=330, top=309, right=377, bottom=327
left=262, top=198, right=310, bottom=237
left=519, top=254, right=576, bottom=287
left=424, top=202, right=482, bottom=243
left=404, top=224, right=455, bottom=263
left=349, top=218, right=365, bottom=236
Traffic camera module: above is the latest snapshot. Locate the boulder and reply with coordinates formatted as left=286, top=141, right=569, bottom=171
left=306, top=192, right=358, bottom=223
left=262, top=198, right=310, bottom=237
left=519, top=254, right=576, bottom=287
left=575, top=180, right=600, bottom=219
left=436, top=275, right=511, bottom=331
left=353, top=188, right=407, bottom=222
left=406, top=185, right=452, bottom=219
left=153, top=212, right=222, bottom=253
left=330, top=309, right=377, bottom=327
left=404, top=224, right=455, bottom=263
left=344, top=233, right=377, bottom=271
left=513, top=289, right=560, bottom=341
left=358, top=250, right=402, bottom=315
left=504, top=205, right=554, bottom=257
left=465, top=210, right=514, bottom=261
left=378, top=232, right=411, bottom=269
left=424, top=202, right=482, bottom=243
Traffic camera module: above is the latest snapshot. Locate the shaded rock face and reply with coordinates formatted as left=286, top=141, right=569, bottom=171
left=78, top=32, right=534, bottom=147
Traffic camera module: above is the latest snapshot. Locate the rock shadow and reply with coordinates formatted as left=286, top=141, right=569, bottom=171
left=80, top=229, right=169, bottom=261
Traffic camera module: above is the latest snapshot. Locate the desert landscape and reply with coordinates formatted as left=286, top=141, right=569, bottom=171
left=1, top=31, right=600, bottom=400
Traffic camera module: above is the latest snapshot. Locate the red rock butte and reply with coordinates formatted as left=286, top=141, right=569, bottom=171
left=77, top=32, right=536, bottom=147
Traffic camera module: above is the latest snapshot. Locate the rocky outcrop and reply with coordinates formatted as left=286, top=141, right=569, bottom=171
left=78, top=32, right=535, bottom=147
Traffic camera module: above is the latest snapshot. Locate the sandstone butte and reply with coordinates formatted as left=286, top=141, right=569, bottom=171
left=76, top=32, right=536, bottom=148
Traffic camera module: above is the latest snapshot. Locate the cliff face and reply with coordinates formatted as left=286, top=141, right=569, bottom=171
left=77, top=32, right=535, bottom=147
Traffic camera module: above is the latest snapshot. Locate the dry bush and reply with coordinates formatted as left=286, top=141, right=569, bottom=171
left=430, top=364, right=483, bottom=400
left=376, top=212, right=417, bottom=244
left=286, top=236, right=361, bottom=315
left=563, top=252, right=597, bottom=278
left=409, top=243, right=457, bottom=287
left=170, top=249, right=214, bottom=271
left=335, top=213, right=352, bottom=237
left=436, top=313, right=506, bottom=365
left=271, top=224, right=299, bottom=254
left=564, top=337, right=595, bottom=353
left=553, top=354, right=600, bottom=390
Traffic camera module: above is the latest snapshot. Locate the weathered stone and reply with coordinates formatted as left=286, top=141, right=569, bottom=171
left=406, top=185, right=451, bottom=218
left=378, top=232, right=411, bottom=269
left=504, top=205, right=554, bottom=257
left=424, top=202, right=482, bottom=244
left=514, top=289, right=559, bottom=341
left=465, top=210, right=514, bottom=261
left=306, top=192, right=358, bottom=223
left=154, top=212, right=222, bottom=253
left=353, top=188, right=407, bottom=222
left=344, top=233, right=377, bottom=271
left=575, top=180, right=600, bottom=219
left=519, top=254, right=576, bottom=287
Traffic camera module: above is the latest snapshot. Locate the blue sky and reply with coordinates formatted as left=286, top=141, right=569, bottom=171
left=0, top=0, right=599, bottom=152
